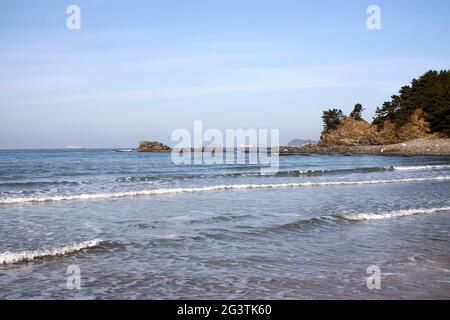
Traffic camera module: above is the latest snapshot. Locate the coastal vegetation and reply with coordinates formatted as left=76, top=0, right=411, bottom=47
left=349, top=103, right=364, bottom=121
left=320, top=70, right=450, bottom=146
left=321, top=108, right=345, bottom=132
left=372, top=70, right=449, bottom=134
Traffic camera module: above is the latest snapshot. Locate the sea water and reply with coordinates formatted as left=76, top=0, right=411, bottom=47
left=0, top=149, right=449, bottom=299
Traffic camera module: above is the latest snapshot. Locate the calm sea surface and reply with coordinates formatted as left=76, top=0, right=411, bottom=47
left=0, top=149, right=449, bottom=299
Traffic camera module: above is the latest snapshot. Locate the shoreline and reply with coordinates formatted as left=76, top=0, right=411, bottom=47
left=284, top=138, right=450, bottom=156
left=126, top=137, right=450, bottom=157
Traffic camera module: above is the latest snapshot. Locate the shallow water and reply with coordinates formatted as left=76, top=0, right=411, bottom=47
left=0, top=149, right=449, bottom=299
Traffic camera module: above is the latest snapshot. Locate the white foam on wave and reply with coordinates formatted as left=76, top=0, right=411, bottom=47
left=0, top=239, right=102, bottom=265
left=339, top=206, right=450, bottom=221
left=1, top=176, right=449, bottom=205
left=393, top=164, right=450, bottom=171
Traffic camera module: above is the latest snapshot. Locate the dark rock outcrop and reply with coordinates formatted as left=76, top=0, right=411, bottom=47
left=133, top=141, right=171, bottom=152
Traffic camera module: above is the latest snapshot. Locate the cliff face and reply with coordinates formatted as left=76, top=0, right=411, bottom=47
left=396, top=108, right=431, bottom=141
left=320, top=117, right=379, bottom=146
left=320, top=109, right=434, bottom=146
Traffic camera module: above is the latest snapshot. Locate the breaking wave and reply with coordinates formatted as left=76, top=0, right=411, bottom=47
left=338, top=206, right=450, bottom=221
left=0, top=239, right=103, bottom=265
left=278, top=206, right=450, bottom=230
left=265, top=166, right=392, bottom=177
left=392, top=164, right=450, bottom=171
left=0, top=176, right=449, bottom=205
left=265, top=164, right=450, bottom=176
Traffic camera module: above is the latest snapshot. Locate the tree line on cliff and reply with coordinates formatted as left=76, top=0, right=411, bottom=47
left=321, top=70, right=450, bottom=135
left=321, top=104, right=364, bottom=132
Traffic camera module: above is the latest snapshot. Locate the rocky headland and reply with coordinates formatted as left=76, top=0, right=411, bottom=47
left=281, top=108, right=450, bottom=156
left=281, top=70, right=450, bottom=156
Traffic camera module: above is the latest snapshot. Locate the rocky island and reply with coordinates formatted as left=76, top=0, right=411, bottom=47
left=133, top=140, right=171, bottom=152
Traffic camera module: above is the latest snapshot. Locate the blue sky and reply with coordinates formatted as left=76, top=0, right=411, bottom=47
left=0, top=0, right=449, bottom=148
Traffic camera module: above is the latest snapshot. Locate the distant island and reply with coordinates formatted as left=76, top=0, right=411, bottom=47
left=287, top=139, right=317, bottom=147
left=133, top=141, right=171, bottom=152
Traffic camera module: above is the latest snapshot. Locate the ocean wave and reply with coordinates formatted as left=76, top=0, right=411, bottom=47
left=277, top=166, right=392, bottom=177
left=116, top=174, right=199, bottom=182
left=278, top=206, right=450, bottom=230
left=113, top=168, right=365, bottom=183
left=0, top=181, right=82, bottom=188
left=0, top=239, right=102, bottom=265
left=271, top=164, right=450, bottom=176
left=114, top=164, right=450, bottom=183
left=392, top=164, right=450, bottom=171
left=338, top=206, right=450, bottom=221
left=116, top=172, right=261, bottom=182
left=0, top=176, right=449, bottom=205
left=278, top=217, right=333, bottom=230
left=116, top=176, right=159, bottom=182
